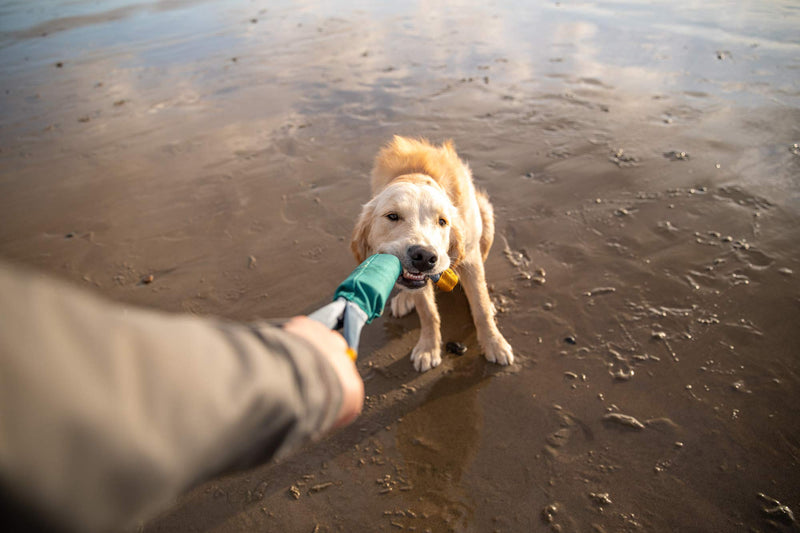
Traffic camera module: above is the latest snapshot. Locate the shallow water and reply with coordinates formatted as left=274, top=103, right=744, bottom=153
left=1, top=1, right=799, bottom=531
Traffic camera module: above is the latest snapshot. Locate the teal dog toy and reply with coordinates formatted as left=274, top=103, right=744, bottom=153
left=309, top=254, right=458, bottom=360
left=308, top=254, right=401, bottom=359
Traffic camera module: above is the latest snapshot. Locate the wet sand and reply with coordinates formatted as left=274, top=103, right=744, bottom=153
left=1, top=1, right=799, bottom=531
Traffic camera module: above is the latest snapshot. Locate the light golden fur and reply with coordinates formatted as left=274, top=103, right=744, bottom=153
left=351, top=136, right=514, bottom=371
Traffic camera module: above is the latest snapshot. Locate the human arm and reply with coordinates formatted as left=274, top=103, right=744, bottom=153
left=0, top=262, right=362, bottom=532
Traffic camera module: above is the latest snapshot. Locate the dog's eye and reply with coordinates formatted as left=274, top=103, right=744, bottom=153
left=386, top=213, right=399, bottom=221
left=439, top=217, right=447, bottom=227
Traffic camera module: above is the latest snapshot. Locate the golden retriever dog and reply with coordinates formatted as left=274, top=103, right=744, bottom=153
left=351, top=136, right=514, bottom=371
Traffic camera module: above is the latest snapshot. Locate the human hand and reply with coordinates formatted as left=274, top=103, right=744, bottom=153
left=283, top=316, right=364, bottom=428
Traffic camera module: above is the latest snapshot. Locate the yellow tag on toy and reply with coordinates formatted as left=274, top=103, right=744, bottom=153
left=434, top=268, right=458, bottom=292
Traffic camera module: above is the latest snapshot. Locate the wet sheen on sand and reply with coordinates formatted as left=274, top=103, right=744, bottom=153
left=1, top=1, right=799, bottom=531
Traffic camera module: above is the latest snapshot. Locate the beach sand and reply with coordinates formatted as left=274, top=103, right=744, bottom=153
left=1, top=1, right=798, bottom=531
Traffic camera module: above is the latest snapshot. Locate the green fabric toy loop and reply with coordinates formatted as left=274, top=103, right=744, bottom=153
left=333, top=254, right=402, bottom=323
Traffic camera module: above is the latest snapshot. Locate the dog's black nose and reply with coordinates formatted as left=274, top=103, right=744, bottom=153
left=407, top=245, right=438, bottom=272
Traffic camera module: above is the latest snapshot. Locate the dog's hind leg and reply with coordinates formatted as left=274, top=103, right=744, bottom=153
left=458, top=257, right=514, bottom=366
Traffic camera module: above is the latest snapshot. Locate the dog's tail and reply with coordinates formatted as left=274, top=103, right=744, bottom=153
left=476, top=188, right=495, bottom=262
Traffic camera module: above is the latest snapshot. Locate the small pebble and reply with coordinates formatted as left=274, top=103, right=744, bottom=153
left=664, top=150, right=690, bottom=161
left=758, top=492, right=796, bottom=524
left=589, top=492, right=613, bottom=506
left=542, top=503, right=559, bottom=523
left=731, top=380, right=752, bottom=394
left=602, top=412, right=646, bottom=430
left=764, top=504, right=796, bottom=523
left=445, top=341, right=467, bottom=356
left=585, top=286, right=616, bottom=297
left=564, top=336, right=577, bottom=345
left=611, top=368, right=634, bottom=381
left=142, top=274, right=154, bottom=284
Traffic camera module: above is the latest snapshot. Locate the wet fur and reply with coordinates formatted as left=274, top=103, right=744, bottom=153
left=351, top=136, right=514, bottom=371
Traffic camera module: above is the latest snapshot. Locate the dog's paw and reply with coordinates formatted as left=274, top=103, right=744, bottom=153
left=391, top=290, right=416, bottom=318
left=483, top=335, right=514, bottom=366
left=411, top=342, right=442, bottom=372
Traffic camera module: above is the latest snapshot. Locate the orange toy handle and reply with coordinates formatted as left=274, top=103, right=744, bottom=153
left=346, top=347, right=357, bottom=362
left=432, top=268, right=459, bottom=292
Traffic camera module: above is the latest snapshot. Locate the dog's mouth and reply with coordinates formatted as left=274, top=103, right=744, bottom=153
left=398, top=269, right=436, bottom=290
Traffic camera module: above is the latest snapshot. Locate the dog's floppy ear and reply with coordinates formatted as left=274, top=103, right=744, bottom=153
left=350, top=202, right=374, bottom=263
left=448, top=217, right=466, bottom=267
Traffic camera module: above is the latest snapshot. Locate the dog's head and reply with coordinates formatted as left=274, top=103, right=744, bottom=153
left=351, top=174, right=464, bottom=289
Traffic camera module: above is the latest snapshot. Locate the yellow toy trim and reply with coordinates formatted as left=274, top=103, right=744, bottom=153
left=433, top=268, right=459, bottom=292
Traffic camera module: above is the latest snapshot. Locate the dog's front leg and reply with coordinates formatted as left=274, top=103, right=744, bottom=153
left=409, top=283, right=442, bottom=372
left=458, top=259, right=514, bottom=365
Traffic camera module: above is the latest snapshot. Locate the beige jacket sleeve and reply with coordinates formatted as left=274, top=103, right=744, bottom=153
left=0, top=261, right=343, bottom=532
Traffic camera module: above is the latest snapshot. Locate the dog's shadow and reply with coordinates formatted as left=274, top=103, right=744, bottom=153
left=145, top=287, right=505, bottom=532
left=358, top=286, right=486, bottom=387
